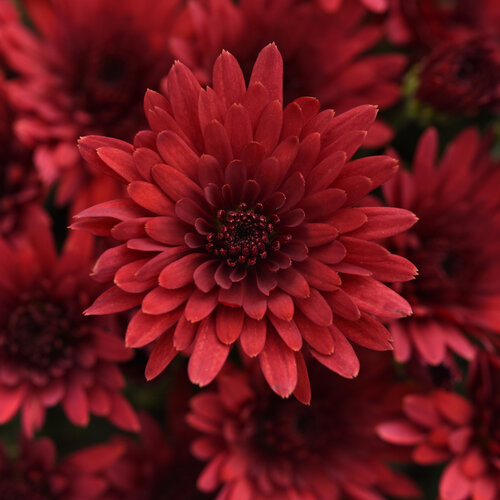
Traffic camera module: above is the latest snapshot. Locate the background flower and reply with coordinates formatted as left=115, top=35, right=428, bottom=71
left=382, top=128, right=500, bottom=365
left=0, top=210, right=138, bottom=436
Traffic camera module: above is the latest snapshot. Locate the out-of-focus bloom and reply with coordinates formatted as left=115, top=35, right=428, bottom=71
left=417, top=35, right=500, bottom=114
left=0, top=210, right=138, bottom=436
left=378, top=352, right=500, bottom=500
left=386, top=0, right=500, bottom=47
left=316, top=0, right=387, bottom=13
left=174, top=0, right=406, bottom=146
left=188, top=354, right=419, bottom=500
left=0, top=0, right=184, bottom=211
left=73, top=44, right=417, bottom=400
left=383, top=128, right=500, bottom=365
left=101, top=413, right=207, bottom=500
left=0, top=74, right=43, bottom=240
left=0, top=435, right=124, bottom=500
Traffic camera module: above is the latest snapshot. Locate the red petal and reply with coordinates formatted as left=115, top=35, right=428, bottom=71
left=62, top=384, right=89, bottom=427
left=159, top=253, right=204, bottom=289
left=125, top=309, right=180, bottom=348
left=84, top=287, right=143, bottom=315
left=213, top=50, right=246, bottom=108
left=145, top=329, right=177, bottom=380
left=249, top=43, right=283, bottom=105
left=152, top=162, right=203, bottom=202
left=216, top=307, right=244, bottom=345
left=259, top=331, right=297, bottom=397
left=277, top=268, right=310, bottom=298
left=294, top=313, right=334, bottom=355
left=310, top=325, right=359, bottom=378
left=188, top=317, right=231, bottom=386
left=267, top=290, right=294, bottom=321
left=349, top=207, right=418, bottom=240
left=239, top=317, right=267, bottom=357
left=128, top=181, right=173, bottom=215
left=295, top=288, right=333, bottom=326
left=269, top=315, right=302, bottom=351
left=376, top=420, right=426, bottom=445
left=0, top=384, right=27, bottom=423
left=174, top=314, right=198, bottom=350
left=185, top=288, right=219, bottom=322
left=336, top=313, right=392, bottom=351
left=440, top=460, right=472, bottom=500
left=293, top=352, right=311, bottom=405
left=142, top=286, right=192, bottom=315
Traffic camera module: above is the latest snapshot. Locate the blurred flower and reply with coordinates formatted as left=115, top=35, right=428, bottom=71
left=0, top=210, right=138, bottom=436
left=386, top=0, right=500, bottom=47
left=417, top=35, right=500, bottom=114
left=188, top=354, right=419, bottom=499
left=0, top=74, right=43, bottom=240
left=73, top=44, right=416, bottom=400
left=378, top=352, right=500, bottom=500
left=100, top=413, right=207, bottom=500
left=383, top=128, right=500, bottom=365
left=173, top=0, right=406, bottom=146
left=0, top=435, right=124, bottom=500
left=0, top=0, right=185, bottom=211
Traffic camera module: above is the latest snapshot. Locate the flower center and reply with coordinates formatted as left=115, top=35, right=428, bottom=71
left=3, top=300, right=76, bottom=373
left=206, top=203, right=280, bottom=267
left=0, top=468, right=51, bottom=500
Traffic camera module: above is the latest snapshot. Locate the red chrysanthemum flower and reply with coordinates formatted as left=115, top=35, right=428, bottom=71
left=382, top=128, right=500, bottom=366
left=0, top=210, right=138, bottom=436
left=173, top=0, right=406, bottom=146
left=0, top=435, right=124, bottom=500
left=99, top=413, right=206, bottom=500
left=188, top=354, right=419, bottom=500
left=386, top=0, right=500, bottom=47
left=0, top=74, right=43, bottom=240
left=0, top=0, right=184, bottom=211
left=378, top=352, right=500, bottom=500
left=73, top=44, right=417, bottom=400
left=417, top=35, right=500, bottom=114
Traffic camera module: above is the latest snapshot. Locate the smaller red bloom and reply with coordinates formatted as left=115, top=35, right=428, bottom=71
left=378, top=352, right=500, bottom=500
left=386, top=0, right=500, bottom=47
left=417, top=35, right=500, bottom=114
left=382, top=127, right=500, bottom=365
left=189, top=355, right=419, bottom=500
left=0, top=74, right=43, bottom=240
left=0, top=210, right=138, bottom=436
left=99, top=413, right=207, bottom=500
left=0, top=0, right=184, bottom=211
left=0, top=435, right=124, bottom=500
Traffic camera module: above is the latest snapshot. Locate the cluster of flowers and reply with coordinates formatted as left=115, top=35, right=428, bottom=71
left=0, top=0, right=498, bottom=498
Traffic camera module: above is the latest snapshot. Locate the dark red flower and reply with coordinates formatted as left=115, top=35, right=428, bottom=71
left=188, top=354, right=419, bottom=500
left=0, top=0, right=184, bottom=210
left=0, top=210, right=138, bottom=436
left=378, top=352, right=500, bottom=500
left=382, top=128, right=500, bottom=366
left=73, top=44, right=417, bottom=400
left=0, top=74, right=43, bottom=240
left=0, top=435, right=124, bottom=500
left=174, top=0, right=406, bottom=146
left=99, top=413, right=207, bottom=500
left=386, top=0, right=500, bottom=47
left=417, top=35, right=500, bottom=114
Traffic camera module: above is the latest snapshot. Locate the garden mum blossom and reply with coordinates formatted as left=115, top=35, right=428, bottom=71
left=0, top=436, right=124, bottom=500
left=188, top=355, right=419, bottom=500
left=0, top=211, right=138, bottom=436
left=73, top=44, right=417, bottom=400
left=378, top=352, right=500, bottom=500
left=0, top=0, right=184, bottom=211
left=383, top=128, right=500, bottom=365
